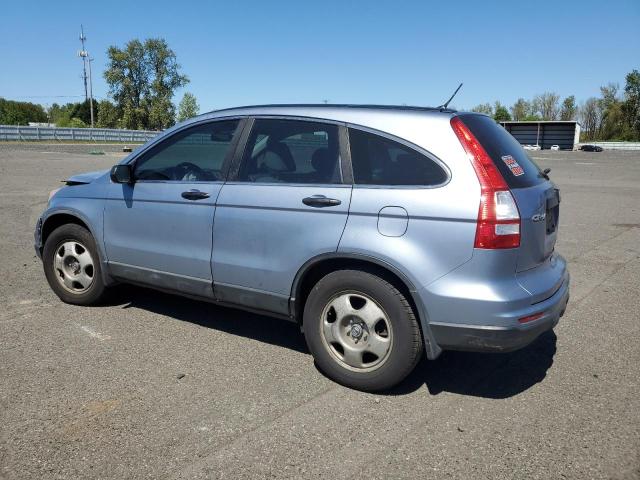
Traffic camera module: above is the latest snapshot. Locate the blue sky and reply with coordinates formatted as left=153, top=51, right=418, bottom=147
left=1, top=0, right=638, bottom=112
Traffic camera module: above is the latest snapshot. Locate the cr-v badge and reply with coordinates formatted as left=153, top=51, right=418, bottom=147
left=532, top=212, right=546, bottom=222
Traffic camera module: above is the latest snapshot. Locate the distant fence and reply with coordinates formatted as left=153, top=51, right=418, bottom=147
left=0, top=124, right=160, bottom=143
left=577, top=141, right=640, bottom=151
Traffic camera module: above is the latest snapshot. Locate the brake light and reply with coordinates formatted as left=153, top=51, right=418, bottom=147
left=451, top=117, right=520, bottom=249
left=519, top=312, right=545, bottom=324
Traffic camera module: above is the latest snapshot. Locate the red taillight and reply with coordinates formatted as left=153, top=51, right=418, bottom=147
left=451, top=116, right=520, bottom=249
left=518, top=312, right=545, bottom=324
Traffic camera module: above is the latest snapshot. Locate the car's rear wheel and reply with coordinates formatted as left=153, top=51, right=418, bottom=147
left=303, top=269, right=423, bottom=391
left=43, top=224, right=108, bottom=305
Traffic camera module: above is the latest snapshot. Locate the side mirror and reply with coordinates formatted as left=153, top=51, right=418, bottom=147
left=110, top=164, right=133, bottom=184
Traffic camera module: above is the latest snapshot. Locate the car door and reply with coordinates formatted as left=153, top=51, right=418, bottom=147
left=211, top=118, right=352, bottom=315
left=103, top=118, right=242, bottom=298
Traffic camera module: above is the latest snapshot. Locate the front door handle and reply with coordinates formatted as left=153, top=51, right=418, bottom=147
left=181, top=189, right=210, bottom=201
left=302, top=195, right=342, bottom=208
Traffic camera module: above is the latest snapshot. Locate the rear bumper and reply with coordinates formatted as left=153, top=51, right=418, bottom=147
left=422, top=251, right=570, bottom=353
left=430, top=275, right=569, bottom=352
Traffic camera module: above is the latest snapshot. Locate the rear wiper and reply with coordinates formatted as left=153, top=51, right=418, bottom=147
left=541, top=168, right=551, bottom=180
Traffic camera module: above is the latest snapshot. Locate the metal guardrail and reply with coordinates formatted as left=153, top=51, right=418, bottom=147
left=0, top=125, right=160, bottom=143
left=577, top=142, right=640, bottom=151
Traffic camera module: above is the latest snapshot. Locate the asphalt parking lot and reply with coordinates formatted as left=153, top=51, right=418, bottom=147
left=0, top=143, right=639, bottom=479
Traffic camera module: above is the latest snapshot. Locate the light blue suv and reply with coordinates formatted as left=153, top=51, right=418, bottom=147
left=35, top=105, right=570, bottom=391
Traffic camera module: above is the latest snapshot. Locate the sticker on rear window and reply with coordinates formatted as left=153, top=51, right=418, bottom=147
left=501, top=155, right=524, bottom=176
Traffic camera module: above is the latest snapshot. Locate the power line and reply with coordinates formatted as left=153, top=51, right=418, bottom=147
left=6, top=95, right=86, bottom=99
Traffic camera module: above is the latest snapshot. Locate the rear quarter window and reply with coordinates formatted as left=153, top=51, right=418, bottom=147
left=459, top=114, right=545, bottom=189
left=349, top=128, right=447, bottom=186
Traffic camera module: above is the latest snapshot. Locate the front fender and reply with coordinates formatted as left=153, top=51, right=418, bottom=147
left=38, top=200, right=114, bottom=286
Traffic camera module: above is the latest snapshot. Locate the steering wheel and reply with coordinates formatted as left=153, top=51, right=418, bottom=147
left=174, top=162, right=205, bottom=181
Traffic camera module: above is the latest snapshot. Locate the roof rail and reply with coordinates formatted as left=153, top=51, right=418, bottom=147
left=206, top=103, right=457, bottom=115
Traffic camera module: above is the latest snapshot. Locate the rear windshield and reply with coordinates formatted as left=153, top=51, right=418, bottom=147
left=459, top=114, right=545, bottom=189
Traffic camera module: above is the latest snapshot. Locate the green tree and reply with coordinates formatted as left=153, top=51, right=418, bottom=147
left=622, top=70, right=640, bottom=140
left=49, top=103, right=71, bottom=126
left=148, top=96, right=176, bottom=130
left=598, top=83, right=624, bottom=139
left=600, top=102, right=625, bottom=140
left=105, top=39, right=150, bottom=130
left=0, top=98, right=48, bottom=125
left=145, top=38, right=189, bottom=129
left=68, top=100, right=97, bottom=126
left=533, top=92, right=560, bottom=120
left=104, top=38, right=188, bottom=130
left=67, top=117, right=88, bottom=128
left=47, top=101, right=97, bottom=128
left=177, top=92, right=200, bottom=122
left=600, top=83, right=619, bottom=108
left=471, top=103, right=493, bottom=115
left=56, top=115, right=88, bottom=128
left=47, top=103, right=65, bottom=124
left=560, top=96, right=577, bottom=120
left=579, top=98, right=601, bottom=140
left=96, top=100, right=120, bottom=128
left=493, top=101, right=511, bottom=122
left=510, top=98, right=531, bottom=121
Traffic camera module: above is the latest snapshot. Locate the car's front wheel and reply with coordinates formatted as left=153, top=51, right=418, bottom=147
left=303, top=269, right=423, bottom=391
left=42, top=223, right=108, bottom=305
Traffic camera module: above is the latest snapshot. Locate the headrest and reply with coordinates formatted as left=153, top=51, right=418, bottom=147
left=262, top=140, right=295, bottom=171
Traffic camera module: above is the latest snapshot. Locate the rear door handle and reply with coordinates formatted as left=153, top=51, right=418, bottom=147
left=181, top=189, right=210, bottom=201
left=302, top=195, right=341, bottom=208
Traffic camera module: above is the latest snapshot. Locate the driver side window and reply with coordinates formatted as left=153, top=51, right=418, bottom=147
left=134, top=120, right=240, bottom=182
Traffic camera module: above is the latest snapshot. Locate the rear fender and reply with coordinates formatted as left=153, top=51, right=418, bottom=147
left=291, top=252, right=443, bottom=359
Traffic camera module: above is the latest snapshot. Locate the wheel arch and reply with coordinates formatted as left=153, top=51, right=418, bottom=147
left=39, top=209, right=115, bottom=286
left=290, top=253, right=442, bottom=359
left=41, top=212, right=92, bottom=249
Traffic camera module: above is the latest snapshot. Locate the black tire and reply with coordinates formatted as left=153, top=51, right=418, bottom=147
left=42, top=223, right=108, bottom=305
left=303, top=269, right=423, bottom=391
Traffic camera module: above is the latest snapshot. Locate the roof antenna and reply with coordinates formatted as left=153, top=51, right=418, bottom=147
left=438, top=83, right=463, bottom=111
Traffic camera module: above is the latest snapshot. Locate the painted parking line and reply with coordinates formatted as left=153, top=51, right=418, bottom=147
left=76, top=324, right=111, bottom=341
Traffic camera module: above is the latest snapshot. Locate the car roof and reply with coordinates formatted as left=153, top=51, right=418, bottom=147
left=192, top=103, right=458, bottom=125
left=144, top=104, right=473, bottom=165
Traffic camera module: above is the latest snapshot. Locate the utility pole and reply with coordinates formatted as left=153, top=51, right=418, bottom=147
left=88, top=57, right=94, bottom=128
left=78, top=25, right=95, bottom=128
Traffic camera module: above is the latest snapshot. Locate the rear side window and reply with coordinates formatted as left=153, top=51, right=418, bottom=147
left=459, top=114, right=545, bottom=189
left=238, top=119, right=341, bottom=184
left=348, top=128, right=447, bottom=186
